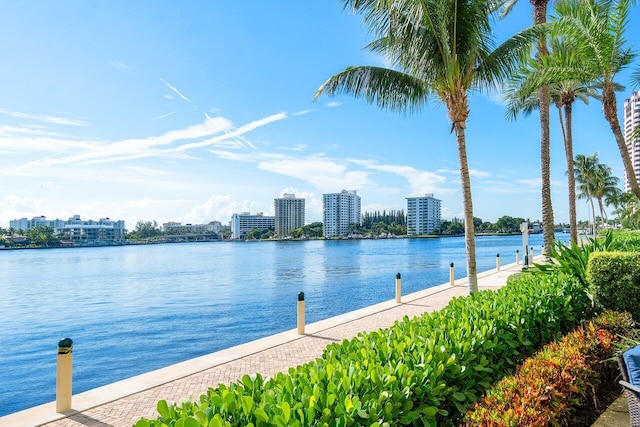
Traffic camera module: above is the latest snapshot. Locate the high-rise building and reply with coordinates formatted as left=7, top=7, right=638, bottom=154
left=231, top=212, right=275, bottom=239
left=406, top=193, right=441, bottom=235
left=274, top=193, right=305, bottom=236
left=624, top=91, right=640, bottom=191
left=323, top=190, right=361, bottom=238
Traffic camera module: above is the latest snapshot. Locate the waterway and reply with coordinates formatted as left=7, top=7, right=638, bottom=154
left=0, top=233, right=557, bottom=416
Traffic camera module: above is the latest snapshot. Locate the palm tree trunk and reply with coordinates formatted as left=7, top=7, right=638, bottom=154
left=598, top=197, right=608, bottom=225
left=589, top=195, right=597, bottom=236
left=603, top=84, right=640, bottom=200
left=454, top=122, right=478, bottom=293
left=563, top=103, right=578, bottom=244
left=533, top=0, right=555, bottom=253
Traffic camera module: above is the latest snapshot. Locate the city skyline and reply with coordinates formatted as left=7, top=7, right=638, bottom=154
left=1, top=2, right=639, bottom=229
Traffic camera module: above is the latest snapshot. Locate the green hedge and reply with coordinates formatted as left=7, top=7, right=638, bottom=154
left=608, top=230, right=640, bottom=252
left=135, top=272, right=592, bottom=427
left=462, top=310, right=635, bottom=426
left=588, top=251, right=640, bottom=320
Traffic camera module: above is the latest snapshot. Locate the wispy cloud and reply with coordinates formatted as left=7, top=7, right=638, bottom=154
left=0, top=109, right=87, bottom=127
left=353, top=160, right=449, bottom=195
left=153, top=111, right=177, bottom=120
left=469, top=169, right=491, bottom=178
left=176, top=113, right=288, bottom=152
left=160, top=78, right=193, bottom=104
left=294, top=109, right=313, bottom=116
left=326, top=101, right=342, bottom=108
left=108, top=60, right=130, bottom=72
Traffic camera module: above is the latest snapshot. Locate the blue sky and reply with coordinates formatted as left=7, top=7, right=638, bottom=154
left=0, top=1, right=638, bottom=230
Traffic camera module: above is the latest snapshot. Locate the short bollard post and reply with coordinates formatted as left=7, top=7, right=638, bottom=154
left=297, top=292, right=305, bottom=335
left=496, top=253, right=501, bottom=270
left=516, top=249, right=520, bottom=264
left=56, top=337, right=73, bottom=413
left=530, top=246, right=534, bottom=258
left=395, top=273, right=402, bottom=303
left=449, top=262, right=455, bottom=286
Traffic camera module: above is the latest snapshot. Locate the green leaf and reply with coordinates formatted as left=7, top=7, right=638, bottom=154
left=281, top=401, right=291, bottom=423
left=241, top=396, right=254, bottom=417
left=254, top=408, right=269, bottom=423
left=452, top=392, right=466, bottom=401
left=157, top=400, right=171, bottom=419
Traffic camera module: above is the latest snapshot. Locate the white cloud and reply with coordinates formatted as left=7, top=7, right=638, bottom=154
left=108, top=60, right=130, bottom=72
left=0, top=109, right=87, bottom=127
left=161, top=79, right=193, bottom=104
left=351, top=160, right=449, bottom=195
left=326, top=101, right=342, bottom=108
left=258, top=157, right=370, bottom=192
left=469, top=169, right=491, bottom=178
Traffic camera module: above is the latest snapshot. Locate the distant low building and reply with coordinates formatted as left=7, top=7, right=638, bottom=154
left=162, top=221, right=222, bottom=235
left=9, top=214, right=126, bottom=245
left=231, top=212, right=275, bottom=239
left=406, top=194, right=441, bottom=235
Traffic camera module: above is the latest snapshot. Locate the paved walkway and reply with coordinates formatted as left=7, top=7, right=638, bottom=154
left=3, top=260, right=530, bottom=427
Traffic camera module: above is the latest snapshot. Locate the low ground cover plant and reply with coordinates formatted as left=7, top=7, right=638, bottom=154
left=462, top=310, right=634, bottom=426
left=135, top=272, right=592, bottom=427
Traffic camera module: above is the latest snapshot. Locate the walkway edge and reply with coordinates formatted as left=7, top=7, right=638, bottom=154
left=1, top=260, right=530, bottom=426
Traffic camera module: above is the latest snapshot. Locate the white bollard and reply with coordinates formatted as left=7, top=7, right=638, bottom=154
left=56, top=338, right=73, bottom=413
left=449, top=262, right=455, bottom=286
left=395, top=273, right=402, bottom=303
left=297, top=292, right=305, bottom=335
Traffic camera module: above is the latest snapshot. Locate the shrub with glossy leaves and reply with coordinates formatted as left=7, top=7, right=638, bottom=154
left=135, top=272, right=592, bottom=427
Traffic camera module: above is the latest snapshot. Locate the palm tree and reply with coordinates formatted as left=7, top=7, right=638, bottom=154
left=574, top=153, right=599, bottom=234
left=550, top=0, right=640, bottom=201
left=500, top=0, right=555, bottom=253
left=504, top=37, right=599, bottom=244
left=314, top=0, right=535, bottom=293
left=591, top=163, right=622, bottom=226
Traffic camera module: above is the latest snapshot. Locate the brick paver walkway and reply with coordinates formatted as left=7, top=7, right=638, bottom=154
left=2, top=262, right=525, bottom=427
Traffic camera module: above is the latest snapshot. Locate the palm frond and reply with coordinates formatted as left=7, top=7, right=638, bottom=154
left=314, top=66, right=429, bottom=114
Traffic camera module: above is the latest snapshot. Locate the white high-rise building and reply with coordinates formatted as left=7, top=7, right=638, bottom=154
left=323, top=190, right=361, bottom=238
left=274, top=193, right=305, bottom=236
left=624, top=91, right=640, bottom=191
left=406, top=194, right=441, bottom=235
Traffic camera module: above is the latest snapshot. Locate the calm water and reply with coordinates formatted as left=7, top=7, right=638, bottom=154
left=0, top=234, right=555, bottom=416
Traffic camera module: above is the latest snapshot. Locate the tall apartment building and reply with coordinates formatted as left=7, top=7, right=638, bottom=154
left=624, top=91, right=640, bottom=191
left=406, top=193, right=441, bottom=235
left=231, top=212, right=275, bottom=239
left=323, top=190, right=361, bottom=238
left=274, top=193, right=305, bottom=236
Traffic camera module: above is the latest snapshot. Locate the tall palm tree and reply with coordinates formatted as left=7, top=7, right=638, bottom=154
left=500, top=0, right=555, bottom=253
left=574, top=153, right=599, bottom=233
left=315, top=0, right=535, bottom=293
left=550, top=0, right=640, bottom=200
left=504, top=37, right=599, bottom=244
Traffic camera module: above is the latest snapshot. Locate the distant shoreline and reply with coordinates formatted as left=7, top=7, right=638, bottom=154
left=0, top=232, right=533, bottom=251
